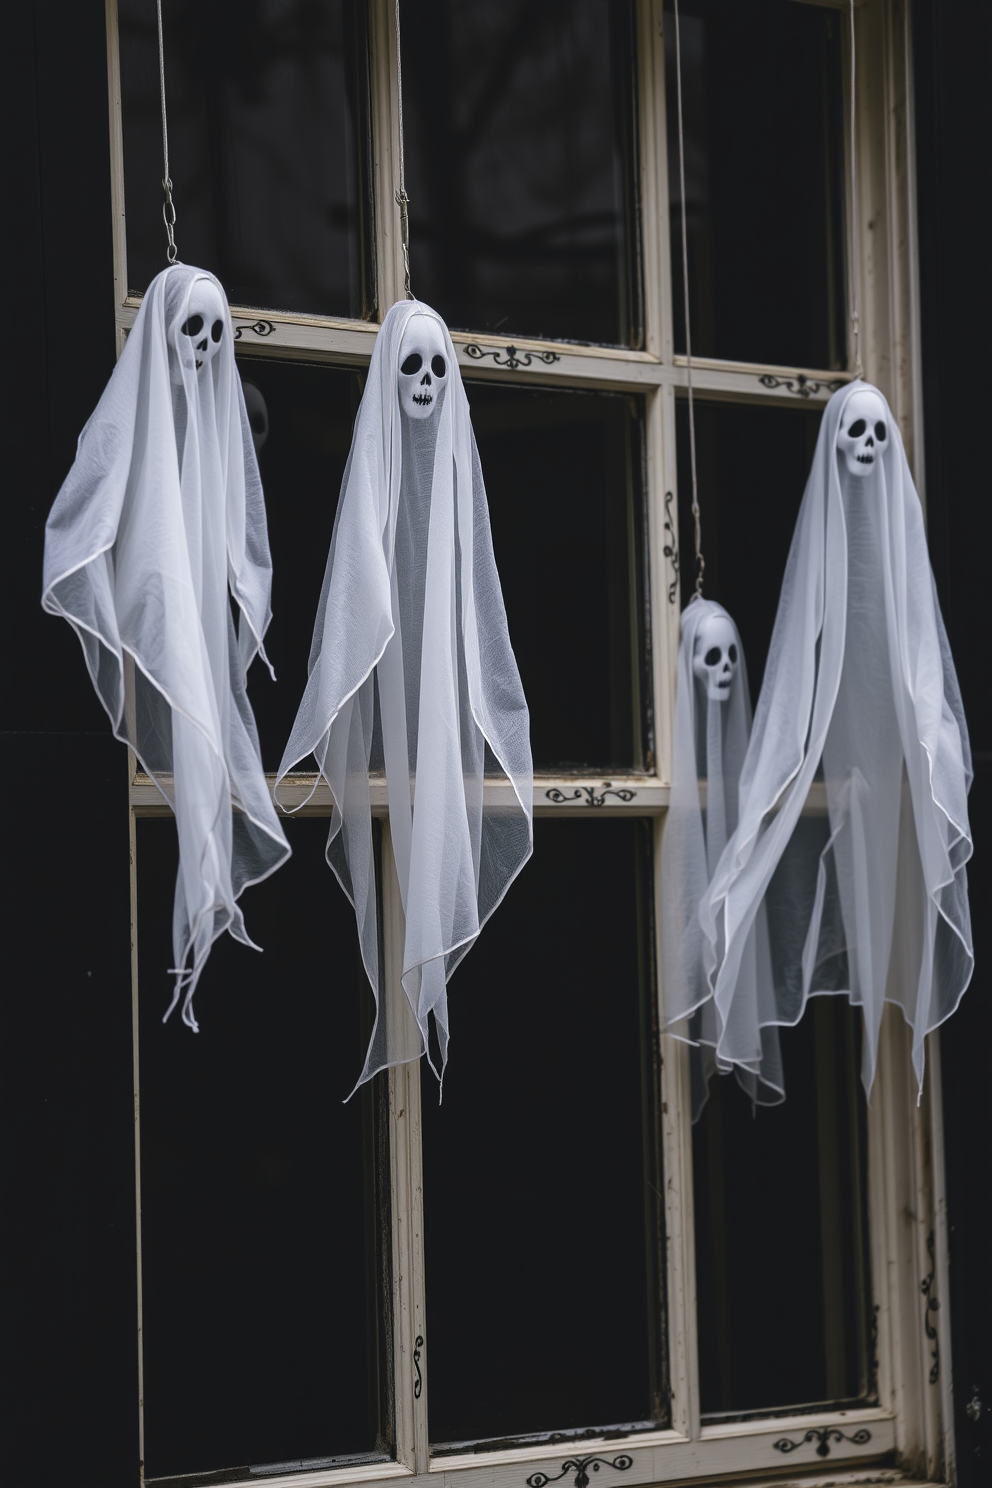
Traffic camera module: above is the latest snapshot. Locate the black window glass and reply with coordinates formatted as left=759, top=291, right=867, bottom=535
left=137, top=818, right=390, bottom=1481
left=237, top=358, right=362, bottom=768
left=693, top=1000, right=872, bottom=1415
left=472, top=382, right=650, bottom=772
left=665, top=0, right=846, bottom=369
left=119, top=0, right=373, bottom=317
left=676, top=397, right=823, bottom=700
left=422, top=819, right=665, bottom=1447
left=401, top=0, right=641, bottom=346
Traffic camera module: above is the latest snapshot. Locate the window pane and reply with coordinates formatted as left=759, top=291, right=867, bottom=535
left=401, top=0, right=641, bottom=346
left=676, top=397, right=822, bottom=700
left=421, top=819, right=666, bottom=1448
left=136, top=818, right=390, bottom=1480
left=237, top=359, right=362, bottom=769
left=665, top=0, right=846, bottom=368
left=693, top=1000, right=872, bottom=1415
left=119, top=0, right=373, bottom=317
left=473, top=382, right=650, bottom=772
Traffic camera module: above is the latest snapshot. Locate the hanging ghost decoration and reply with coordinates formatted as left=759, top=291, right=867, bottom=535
left=698, top=380, right=973, bottom=1101
left=42, top=264, right=290, bottom=1027
left=276, top=300, right=533, bottom=1092
left=662, top=599, right=782, bottom=1117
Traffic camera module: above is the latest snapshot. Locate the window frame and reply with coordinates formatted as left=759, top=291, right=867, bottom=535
left=106, top=0, right=953, bottom=1482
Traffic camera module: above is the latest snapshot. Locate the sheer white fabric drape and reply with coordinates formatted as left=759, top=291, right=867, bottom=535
left=276, top=300, right=533, bottom=1092
left=43, top=264, right=290, bottom=1026
left=698, top=381, right=973, bottom=1100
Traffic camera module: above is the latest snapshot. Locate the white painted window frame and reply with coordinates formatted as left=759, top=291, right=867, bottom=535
left=107, top=0, right=953, bottom=1483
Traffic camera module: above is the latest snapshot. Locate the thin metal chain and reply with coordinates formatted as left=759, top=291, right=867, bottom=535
left=848, top=0, right=861, bottom=375
left=156, top=0, right=178, bottom=264
left=673, top=0, right=703, bottom=597
left=394, top=0, right=412, bottom=299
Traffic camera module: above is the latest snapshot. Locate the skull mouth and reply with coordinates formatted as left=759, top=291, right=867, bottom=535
left=412, top=391, right=433, bottom=407
left=857, top=451, right=874, bottom=464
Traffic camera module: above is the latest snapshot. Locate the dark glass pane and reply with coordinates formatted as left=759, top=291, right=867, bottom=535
left=665, top=1, right=846, bottom=368
left=137, top=818, right=390, bottom=1480
left=237, top=358, right=363, bottom=768
left=676, top=398, right=822, bottom=702
left=472, top=382, right=650, bottom=771
left=401, top=0, right=641, bottom=346
left=119, top=0, right=373, bottom=317
left=422, top=819, right=666, bottom=1447
left=693, top=1000, right=872, bottom=1416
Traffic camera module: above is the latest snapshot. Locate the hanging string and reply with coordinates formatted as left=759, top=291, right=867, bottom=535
left=156, top=0, right=178, bottom=265
left=848, top=0, right=862, bottom=376
left=394, top=0, right=413, bottom=299
left=673, top=0, right=704, bottom=598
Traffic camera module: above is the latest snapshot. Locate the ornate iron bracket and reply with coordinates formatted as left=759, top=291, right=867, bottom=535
left=545, top=785, right=638, bottom=809
left=464, top=343, right=561, bottom=371
left=922, top=1229, right=940, bottom=1384
left=413, top=1334, right=424, bottom=1399
left=772, top=1428, right=872, bottom=1459
left=233, top=319, right=276, bottom=341
left=758, top=373, right=844, bottom=399
left=527, top=1454, right=633, bottom=1488
left=663, top=490, right=680, bottom=604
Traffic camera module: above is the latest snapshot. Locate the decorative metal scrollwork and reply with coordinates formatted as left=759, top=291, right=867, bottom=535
left=464, top=343, right=561, bottom=371
left=758, top=373, right=844, bottom=399
left=527, top=1454, right=633, bottom=1488
left=413, top=1334, right=424, bottom=1399
left=664, top=490, right=680, bottom=604
left=545, top=785, right=638, bottom=809
left=772, top=1427, right=872, bottom=1459
left=922, top=1229, right=940, bottom=1385
left=233, top=319, right=276, bottom=341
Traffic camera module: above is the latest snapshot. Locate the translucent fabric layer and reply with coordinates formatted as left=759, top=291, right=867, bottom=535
left=661, top=599, right=781, bottom=1117
left=276, top=300, right=533, bottom=1091
left=43, top=264, right=290, bottom=1026
left=699, top=381, right=973, bottom=1100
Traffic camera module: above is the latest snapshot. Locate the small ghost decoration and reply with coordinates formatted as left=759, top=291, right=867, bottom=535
left=692, top=611, right=739, bottom=702
left=662, top=599, right=779, bottom=1117
left=43, top=264, right=290, bottom=1031
left=277, top=301, right=532, bottom=1097
left=698, top=380, right=973, bottom=1107
left=837, top=386, right=888, bottom=476
left=398, top=314, right=449, bottom=419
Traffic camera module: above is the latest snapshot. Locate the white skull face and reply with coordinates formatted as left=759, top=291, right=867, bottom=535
left=174, top=278, right=227, bottom=375
left=398, top=315, right=448, bottom=419
left=838, top=388, right=889, bottom=477
left=693, top=614, right=738, bottom=702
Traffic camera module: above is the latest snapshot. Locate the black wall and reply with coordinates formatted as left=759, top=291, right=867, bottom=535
left=914, top=1, right=992, bottom=1480
left=2, top=2, right=988, bottom=1484
left=3, top=5, right=138, bottom=1485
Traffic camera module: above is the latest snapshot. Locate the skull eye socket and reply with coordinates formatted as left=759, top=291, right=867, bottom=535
left=847, top=418, right=867, bottom=438
left=181, top=314, right=204, bottom=337
left=431, top=354, right=446, bottom=377
left=211, top=319, right=224, bottom=344
left=704, top=647, right=721, bottom=667
left=874, top=420, right=887, bottom=441
left=729, top=644, right=738, bottom=664
left=401, top=353, right=423, bottom=375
